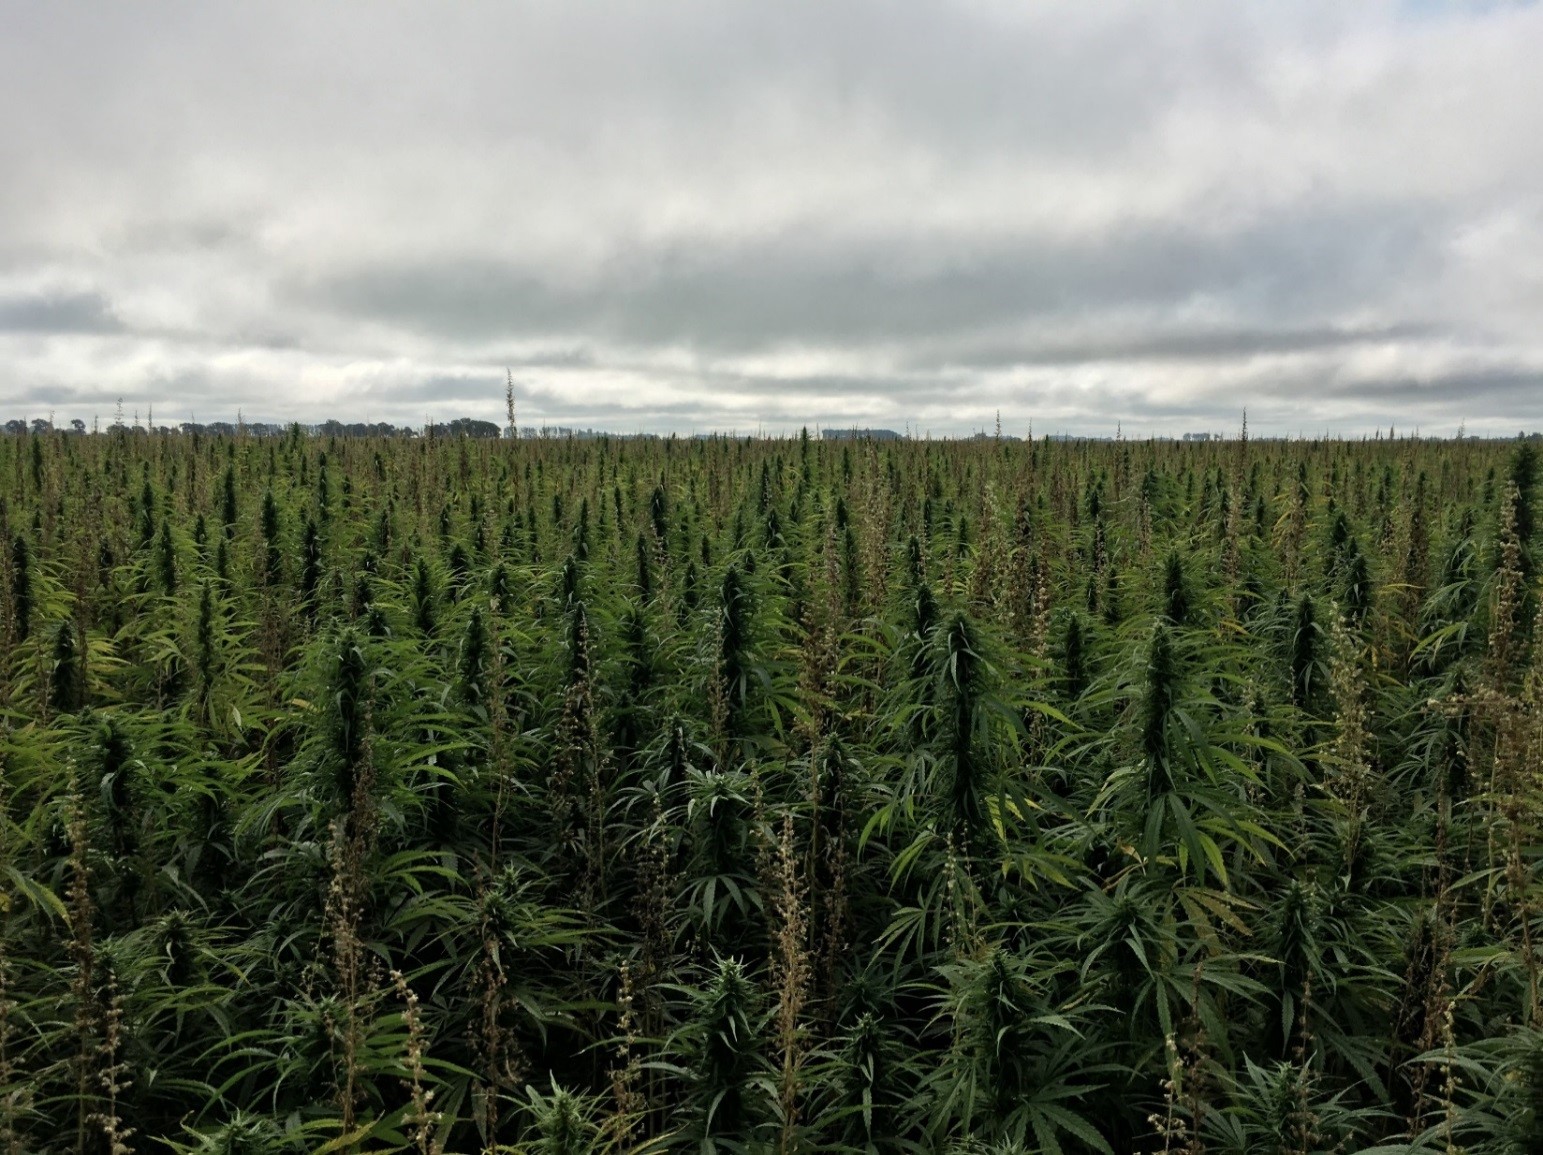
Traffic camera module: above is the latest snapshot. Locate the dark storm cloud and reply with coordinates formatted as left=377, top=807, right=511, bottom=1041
left=2, top=1, right=1542, bottom=434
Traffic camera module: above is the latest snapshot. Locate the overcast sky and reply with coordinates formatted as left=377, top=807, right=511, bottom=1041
left=3, top=1, right=1542, bottom=437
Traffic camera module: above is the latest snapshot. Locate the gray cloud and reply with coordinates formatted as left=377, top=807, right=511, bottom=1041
left=903, top=323, right=1441, bottom=372
left=290, top=204, right=1439, bottom=353
left=1339, top=368, right=1543, bottom=405
left=2, top=1, right=1542, bottom=435
left=0, top=290, right=121, bottom=335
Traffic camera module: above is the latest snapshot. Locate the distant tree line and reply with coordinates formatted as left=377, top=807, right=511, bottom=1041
left=2, top=416, right=508, bottom=439
left=12, top=414, right=1543, bottom=442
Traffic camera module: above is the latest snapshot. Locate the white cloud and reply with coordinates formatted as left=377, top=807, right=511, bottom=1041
left=2, top=0, right=1542, bottom=434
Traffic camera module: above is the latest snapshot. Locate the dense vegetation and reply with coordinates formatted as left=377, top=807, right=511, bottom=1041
left=2, top=425, right=1543, bottom=1153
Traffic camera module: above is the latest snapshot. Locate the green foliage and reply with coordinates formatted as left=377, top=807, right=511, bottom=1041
left=1, top=427, right=1541, bottom=1153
